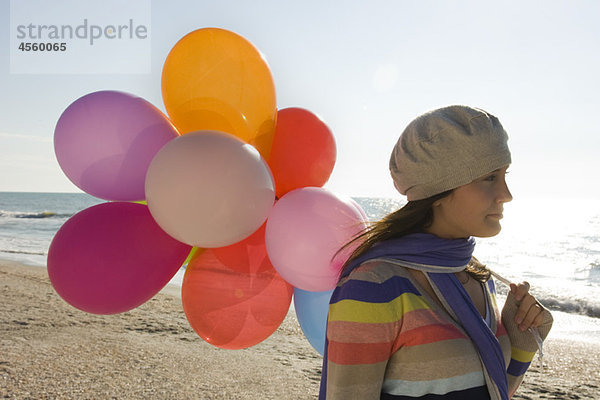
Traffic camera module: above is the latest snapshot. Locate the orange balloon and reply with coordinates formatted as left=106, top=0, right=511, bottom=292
left=161, top=28, right=277, bottom=158
left=181, top=224, right=293, bottom=349
left=267, top=108, right=337, bottom=198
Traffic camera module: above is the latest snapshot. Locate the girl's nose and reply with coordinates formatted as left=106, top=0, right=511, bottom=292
left=498, top=179, right=513, bottom=203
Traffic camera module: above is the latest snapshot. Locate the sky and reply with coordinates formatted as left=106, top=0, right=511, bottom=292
left=1, top=0, right=599, bottom=199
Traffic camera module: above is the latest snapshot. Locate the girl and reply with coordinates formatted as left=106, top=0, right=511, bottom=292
left=319, top=105, right=553, bottom=400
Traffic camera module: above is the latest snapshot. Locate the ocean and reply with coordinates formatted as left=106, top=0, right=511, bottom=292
left=1, top=192, right=599, bottom=342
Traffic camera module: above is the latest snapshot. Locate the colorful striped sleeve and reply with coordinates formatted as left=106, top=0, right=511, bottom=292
left=321, top=264, right=417, bottom=399
left=500, top=290, right=553, bottom=397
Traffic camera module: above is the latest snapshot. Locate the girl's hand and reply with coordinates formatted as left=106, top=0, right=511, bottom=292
left=510, top=281, right=544, bottom=331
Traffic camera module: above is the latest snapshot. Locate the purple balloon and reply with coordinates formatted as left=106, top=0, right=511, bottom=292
left=54, top=91, right=179, bottom=201
left=47, top=202, right=191, bottom=314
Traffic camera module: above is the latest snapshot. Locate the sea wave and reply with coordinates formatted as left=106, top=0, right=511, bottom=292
left=538, top=295, right=600, bottom=319
left=0, top=249, right=47, bottom=256
left=0, top=210, right=71, bottom=219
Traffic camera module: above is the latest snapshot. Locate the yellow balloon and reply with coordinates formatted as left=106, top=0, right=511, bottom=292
left=161, top=28, right=277, bottom=158
left=183, top=247, right=203, bottom=267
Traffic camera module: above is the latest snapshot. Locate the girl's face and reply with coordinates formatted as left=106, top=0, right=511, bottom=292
left=428, top=166, right=512, bottom=239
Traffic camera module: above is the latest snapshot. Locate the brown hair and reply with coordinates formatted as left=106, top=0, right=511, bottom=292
left=340, top=191, right=490, bottom=282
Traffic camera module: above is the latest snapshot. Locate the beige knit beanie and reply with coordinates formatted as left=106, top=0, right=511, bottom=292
left=389, top=105, right=511, bottom=201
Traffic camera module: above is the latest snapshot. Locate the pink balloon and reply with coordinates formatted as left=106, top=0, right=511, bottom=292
left=145, top=130, right=275, bottom=248
left=47, top=202, right=191, bottom=314
left=54, top=91, right=179, bottom=201
left=265, top=187, right=367, bottom=291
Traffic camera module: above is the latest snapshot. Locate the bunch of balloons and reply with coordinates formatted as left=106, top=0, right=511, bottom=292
left=48, top=28, right=367, bottom=353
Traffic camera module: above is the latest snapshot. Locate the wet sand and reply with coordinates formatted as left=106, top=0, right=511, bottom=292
left=1, top=261, right=599, bottom=399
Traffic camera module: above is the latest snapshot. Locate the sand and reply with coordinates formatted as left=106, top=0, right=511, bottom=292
left=1, top=261, right=599, bottom=399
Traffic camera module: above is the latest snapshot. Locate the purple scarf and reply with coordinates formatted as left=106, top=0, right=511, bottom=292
left=338, top=233, right=508, bottom=400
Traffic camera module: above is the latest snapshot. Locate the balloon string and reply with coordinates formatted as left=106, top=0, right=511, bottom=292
left=490, top=270, right=544, bottom=371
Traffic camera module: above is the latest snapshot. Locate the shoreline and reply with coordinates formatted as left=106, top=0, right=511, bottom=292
left=1, top=261, right=599, bottom=399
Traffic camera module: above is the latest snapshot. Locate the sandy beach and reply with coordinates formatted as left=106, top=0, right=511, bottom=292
left=1, top=261, right=599, bottom=399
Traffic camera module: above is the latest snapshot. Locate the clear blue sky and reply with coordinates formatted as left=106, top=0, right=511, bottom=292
left=1, top=0, right=599, bottom=199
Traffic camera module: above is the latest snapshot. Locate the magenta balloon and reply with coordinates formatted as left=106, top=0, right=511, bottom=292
left=47, top=202, right=191, bottom=314
left=54, top=91, right=179, bottom=201
left=265, top=187, right=368, bottom=291
left=145, top=130, right=275, bottom=248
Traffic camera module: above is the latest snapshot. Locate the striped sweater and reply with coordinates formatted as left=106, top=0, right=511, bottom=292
left=319, top=260, right=553, bottom=399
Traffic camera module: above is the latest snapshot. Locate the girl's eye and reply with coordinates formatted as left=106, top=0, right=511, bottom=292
left=483, top=174, right=496, bottom=182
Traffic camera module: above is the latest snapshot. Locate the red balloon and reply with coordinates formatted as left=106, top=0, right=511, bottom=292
left=267, top=108, right=336, bottom=198
left=181, top=224, right=293, bottom=349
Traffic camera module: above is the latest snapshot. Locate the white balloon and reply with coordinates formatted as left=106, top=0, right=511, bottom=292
left=145, top=130, right=275, bottom=247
